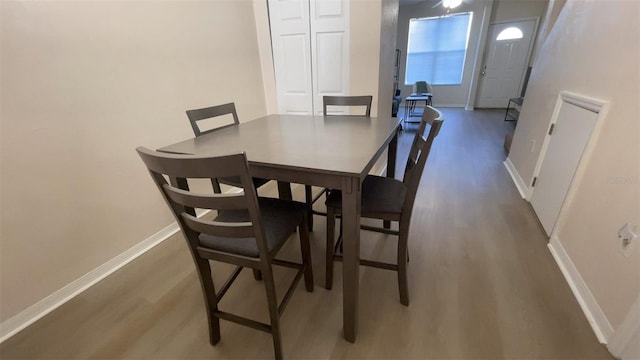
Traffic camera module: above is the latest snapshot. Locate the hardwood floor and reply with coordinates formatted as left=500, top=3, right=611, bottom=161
left=0, top=108, right=612, bottom=359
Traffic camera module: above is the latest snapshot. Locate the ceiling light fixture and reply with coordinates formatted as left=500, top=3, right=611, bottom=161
left=442, top=0, right=462, bottom=8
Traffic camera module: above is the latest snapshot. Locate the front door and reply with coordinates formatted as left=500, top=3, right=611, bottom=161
left=476, top=19, right=536, bottom=108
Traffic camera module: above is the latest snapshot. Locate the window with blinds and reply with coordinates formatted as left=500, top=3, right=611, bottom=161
left=405, top=13, right=472, bottom=86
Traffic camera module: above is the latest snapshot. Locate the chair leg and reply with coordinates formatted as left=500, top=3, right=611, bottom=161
left=194, top=258, right=221, bottom=345
left=325, top=206, right=336, bottom=290
left=262, top=265, right=283, bottom=360
left=252, top=269, right=263, bottom=281
left=305, top=185, right=314, bottom=231
left=299, top=216, right=314, bottom=292
left=397, top=229, right=410, bottom=306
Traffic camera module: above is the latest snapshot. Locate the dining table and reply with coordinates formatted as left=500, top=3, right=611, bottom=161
left=159, top=113, right=401, bottom=342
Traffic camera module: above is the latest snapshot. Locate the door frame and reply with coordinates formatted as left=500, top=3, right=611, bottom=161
left=473, top=17, right=540, bottom=108
left=527, top=91, right=609, bottom=236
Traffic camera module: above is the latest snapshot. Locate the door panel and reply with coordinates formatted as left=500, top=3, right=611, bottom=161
left=476, top=20, right=536, bottom=108
left=310, top=0, right=349, bottom=115
left=269, top=0, right=314, bottom=114
left=315, top=32, right=345, bottom=93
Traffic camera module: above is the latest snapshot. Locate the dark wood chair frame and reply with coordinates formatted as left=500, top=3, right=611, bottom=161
left=186, top=102, right=272, bottom=194
left=304, top=95, right=373, bottom=231
left=137, top=147, right=314, bottom=360
left=322, top=95, right=373, bottom=116
left=325, top=105, right=443, bottom=306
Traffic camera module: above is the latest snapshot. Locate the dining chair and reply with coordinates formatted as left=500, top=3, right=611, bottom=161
left=186, top=102, right=271, bottom=194
left=137, top=147, right=314, bottom=360
left=304, top=95, right=373, bottom=231
left=413, top=81, right=433, bottom=105
left=322, top=95, right=372, bottom=116
left=324, top=105, right=443, bottom=306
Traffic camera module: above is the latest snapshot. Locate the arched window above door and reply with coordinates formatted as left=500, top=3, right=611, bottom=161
left=497, top=27, right=524, bottom=41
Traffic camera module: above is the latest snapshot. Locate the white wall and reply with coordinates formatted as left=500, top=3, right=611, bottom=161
left=350, top=0, right=384, bottom=117
left=507, top=0, right=639, bottom=333
left=490, top=0, right=548, bottom=23
left=0, top=0, right=267, bottom=322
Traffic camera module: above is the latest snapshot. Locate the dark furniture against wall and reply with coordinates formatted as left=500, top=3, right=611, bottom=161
left=324, top=106, right=444, bottom=306
left=504, top=66, right=532, bottom=122
left=137, top=148, right=314, bottom=360
left=504, top=96, right=524, bottom=122
left=392, top=49, right=402, bottom=117
left=392, top=89, right=402, bottom=117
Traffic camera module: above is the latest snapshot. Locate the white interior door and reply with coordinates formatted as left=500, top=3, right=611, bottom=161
left=476, top=19, right=536, bottom=108
left=269, top=0, right=349, bottom=115
left=269, top=0, right=314, bottom=114
left=530, top=95, right=600, bottom=235
left=309, top=0, right=349, bottom=115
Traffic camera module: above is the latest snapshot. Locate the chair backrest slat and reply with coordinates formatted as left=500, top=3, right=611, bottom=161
left=137, top=147, right=268, bottom=255
left=182, top=213, right=255, bottom=239
left=163, top=184, right=249, bottom=211
left=402, top=106, right=444, bottom=217
left=323, top=95, right=372, bottom=116
left=186, top=102, right=240, bottom=137
left=140, top=149, right=248, bottom=180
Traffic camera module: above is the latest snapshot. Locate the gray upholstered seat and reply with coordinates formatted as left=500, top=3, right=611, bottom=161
left=325, top=176, right=407, bottom=219
left=200, top=198, right=307, bottom=258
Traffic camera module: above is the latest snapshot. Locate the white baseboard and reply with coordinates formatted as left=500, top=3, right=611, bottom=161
left=503, top=158, right=529, bottom=199
left=0, top=221, right=180, bottom=343
left=608, top=293, right=640, bottom=358
left=548, top=236, right=614, bottom=344
left=0, top=203, right=222, bottom=344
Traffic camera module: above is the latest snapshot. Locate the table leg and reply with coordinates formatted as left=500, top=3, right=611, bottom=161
left=384, top=129, right=398, bottom=229
left=403, top=100, right=408, bottom=123
left=277, top=181, right=292, bottom=201
left=341, top=176, right=361, bottom=343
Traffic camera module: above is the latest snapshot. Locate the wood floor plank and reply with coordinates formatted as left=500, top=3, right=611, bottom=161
left=0, top=109, right=612, bottom=359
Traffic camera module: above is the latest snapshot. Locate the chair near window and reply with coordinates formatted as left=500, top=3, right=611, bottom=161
left=324, top=105, right=443, bottom=306
left=413, top=81, right=433, bottom=105
left=304, top=95, right=373, bottom=231
left=137, top=147, right=313, bottom=360
left=186, top=102, right=270, bottom=194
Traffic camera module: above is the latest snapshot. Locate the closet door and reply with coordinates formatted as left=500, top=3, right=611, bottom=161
left=310, top=0, right=350, bottom=115
left=269, top=0, right=350, bottom=115
left=269, top=0, right=314, bottom=114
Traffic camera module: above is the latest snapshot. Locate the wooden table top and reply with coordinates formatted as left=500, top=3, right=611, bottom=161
left=159, top=114, right=401, bottom=178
